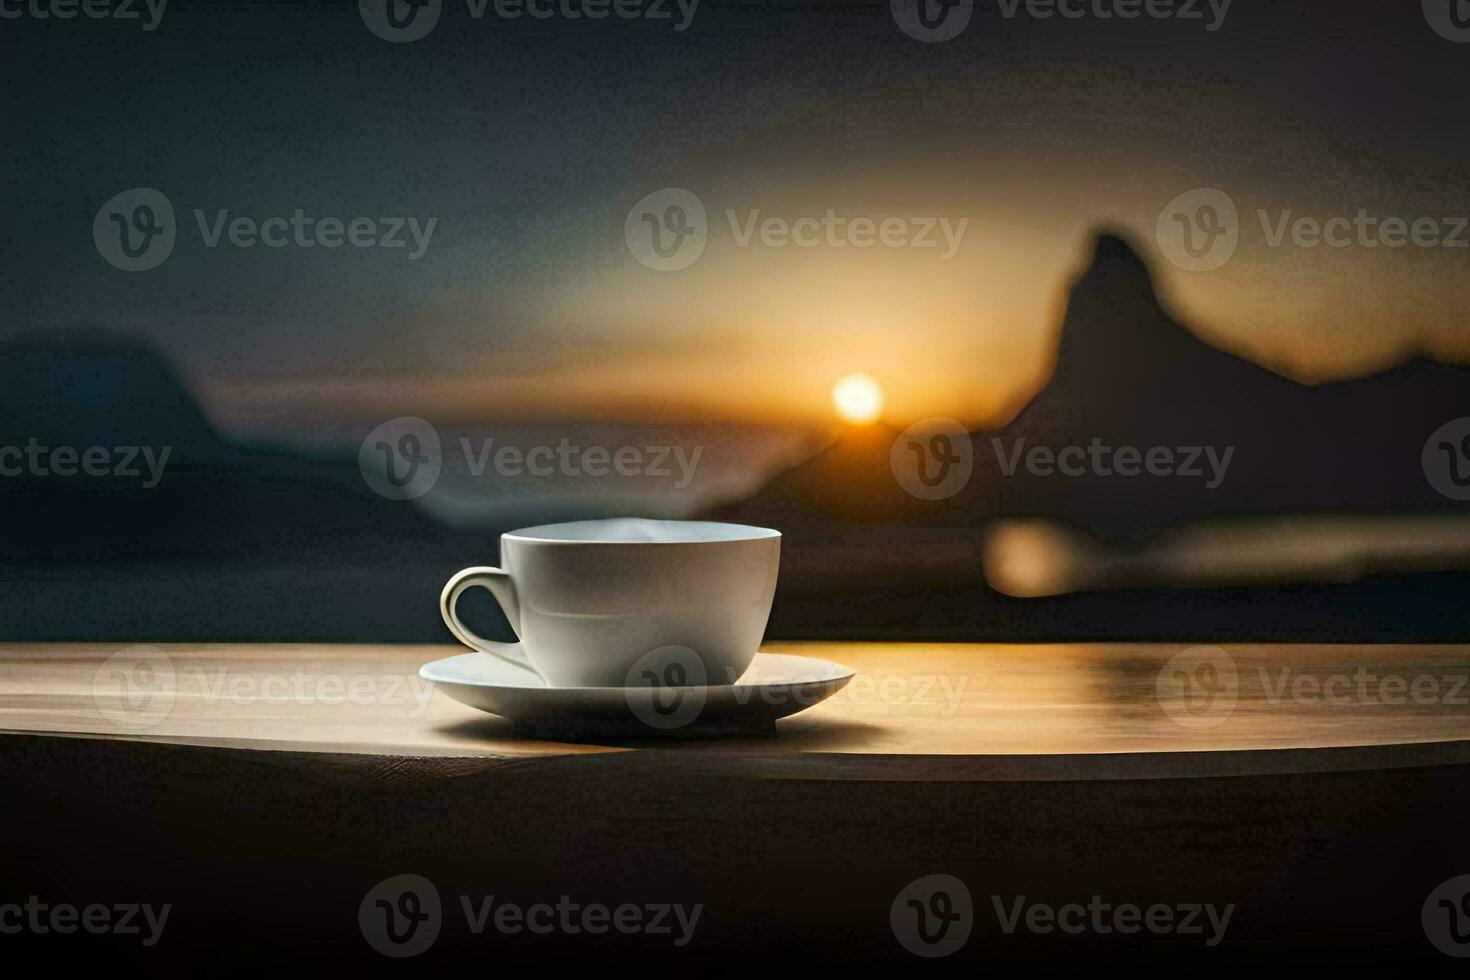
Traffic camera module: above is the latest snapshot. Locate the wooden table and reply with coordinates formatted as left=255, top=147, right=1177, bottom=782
left=6, top=641, right=1470, bottom=965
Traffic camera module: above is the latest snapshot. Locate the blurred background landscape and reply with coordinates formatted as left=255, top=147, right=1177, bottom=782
left=1, top=0, right=1468, bottom=643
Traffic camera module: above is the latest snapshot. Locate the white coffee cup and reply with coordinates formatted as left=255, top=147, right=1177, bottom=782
left=439, top=519, right=780, bottom=688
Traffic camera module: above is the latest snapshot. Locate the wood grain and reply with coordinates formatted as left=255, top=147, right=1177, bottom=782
left=8, top=643, right=1470, bottom=964
left=4, top=641, right=1470, bottom=776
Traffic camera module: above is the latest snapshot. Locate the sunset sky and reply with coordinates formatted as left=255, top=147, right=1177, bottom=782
left=4, top=2, right=1468, bottom=432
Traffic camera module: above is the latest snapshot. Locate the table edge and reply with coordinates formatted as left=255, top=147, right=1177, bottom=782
left=8, top=728, right=1470, bottom=782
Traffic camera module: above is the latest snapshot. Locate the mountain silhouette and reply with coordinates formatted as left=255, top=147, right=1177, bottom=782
left=0, top=333, right=228, bottom=463
left=6, top=226, right=1469, bottom=645
left=0, top=334, right=509, bottom=641
left=704, top=229, right=1470, bottom=641
left=711, top=230, right=1470, bottom=536
left=0, top=334, right=449, bottom=560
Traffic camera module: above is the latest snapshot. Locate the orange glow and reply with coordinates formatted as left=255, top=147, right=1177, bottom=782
left=831, top=373, right=884, bottom=425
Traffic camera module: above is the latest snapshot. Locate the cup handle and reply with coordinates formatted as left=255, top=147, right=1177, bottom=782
left=439, top=566, right=540, bottom=678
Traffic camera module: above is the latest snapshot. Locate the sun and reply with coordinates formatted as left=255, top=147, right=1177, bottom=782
left=831, top=373, right=884, bottom=425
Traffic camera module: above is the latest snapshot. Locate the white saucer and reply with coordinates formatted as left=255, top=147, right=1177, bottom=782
left=421, top=651, right=854, bottom=738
